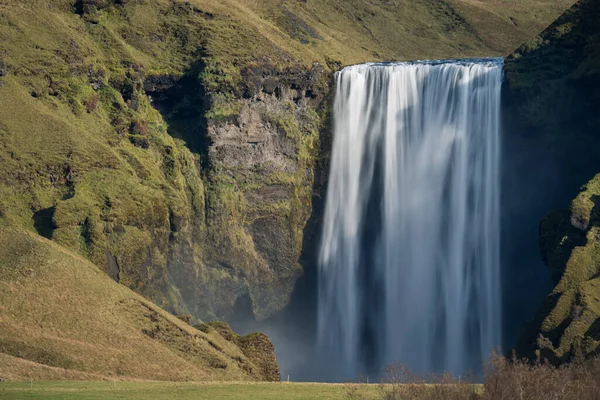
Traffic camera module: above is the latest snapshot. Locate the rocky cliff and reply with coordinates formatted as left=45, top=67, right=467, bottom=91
left=517, top=173, right=600, bottom=363
left=505, top=0, right=600, bottom=362
left=0, top=0, right=574, bottom=327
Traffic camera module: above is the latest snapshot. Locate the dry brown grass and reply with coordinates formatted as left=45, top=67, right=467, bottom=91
left=345, top=363, right=480, bottom=400
left=0, top=226, right=275, bottom=382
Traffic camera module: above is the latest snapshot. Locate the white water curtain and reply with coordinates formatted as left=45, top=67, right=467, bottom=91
left=318, top=59, right=503, bottom=376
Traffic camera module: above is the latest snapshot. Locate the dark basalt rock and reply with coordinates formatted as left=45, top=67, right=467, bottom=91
left=0, top=61, right=10, bottom=77
left=144, top=74, right=180, bottom=93
left=241, top=62, right=326, bottom=101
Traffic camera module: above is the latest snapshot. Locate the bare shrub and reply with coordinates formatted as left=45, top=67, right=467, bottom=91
left=424, top=372, right=480, bottom=400
left=344, top=374, right=370, bottom=400
left=346, top=354, right=600, bottom=400
left=85, top=93, right=99, bottom=113
left=130, top=120, right=149, bottom=136
left=344, top=383, right=370, bottom=400
left=376, top=362, right=479, bottom=400
left=483, top=351, right=600, bottom=400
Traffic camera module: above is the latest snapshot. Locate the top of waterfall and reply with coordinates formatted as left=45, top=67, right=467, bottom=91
left=338, top=57, right=504, bottom=73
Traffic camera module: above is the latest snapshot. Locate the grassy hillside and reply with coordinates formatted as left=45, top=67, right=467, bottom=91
left=0, top=226, right=278, bottom=381
left=0, top=0, right=575, bottom=332
left=449, top=0, right=576, bottom=54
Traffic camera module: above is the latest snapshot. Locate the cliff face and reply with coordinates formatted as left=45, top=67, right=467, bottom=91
left=517, top=174, right=600, bottom=362
left=505, top=0, right=600, bottom=362
left=140, top=57, right=331, bottom=322
left=0, top=0, right=575, bottom=325
left=0, top=0, right=333, bottom=323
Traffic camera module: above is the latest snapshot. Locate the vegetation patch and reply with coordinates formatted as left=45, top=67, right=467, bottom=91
left=195, top=322, right=280, bottom=382
left=518, top=174, right=600, bottom=363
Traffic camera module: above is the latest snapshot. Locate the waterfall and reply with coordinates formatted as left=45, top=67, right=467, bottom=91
left=318, top=59, right=503, bottom=377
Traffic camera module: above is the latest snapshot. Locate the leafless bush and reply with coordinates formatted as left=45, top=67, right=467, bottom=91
left=344, top=362, right=478, bottom=400
left=345, top=354, right=600, bottom=400
left=423, top=372, right=480, bottom=400
left=377, top=363, right=478, bottom=400
left=85, top=93, right=99, bottom=113
left=345, top=383, right=370, bottom=400
left=483, top=351, right=600, bottom=400
left=344, top=374, right=370, bottom=400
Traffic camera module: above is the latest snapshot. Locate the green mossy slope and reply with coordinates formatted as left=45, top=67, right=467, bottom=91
left=518, top=175, right=600, bottom=363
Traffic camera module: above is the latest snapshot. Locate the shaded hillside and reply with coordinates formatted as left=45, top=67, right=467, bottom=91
left=517, top=174, right=600, bottom=363
left=504, top=0, right=600, bottom=362
left=0, top=226, right=278, bottom=381
left=0, top=0, right=574, bottom=325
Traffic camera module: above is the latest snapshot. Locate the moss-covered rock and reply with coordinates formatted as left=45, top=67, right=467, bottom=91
left=200, top=62, right=329, bottom=319
left=195, top=322, right=280, bottom=381
left=518, top=173, right=600, bottom=363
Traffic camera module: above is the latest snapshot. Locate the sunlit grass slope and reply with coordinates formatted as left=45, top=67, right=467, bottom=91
left=181, top=0, right=576, bottom=66
left=0, top=227, right=277, bottom=381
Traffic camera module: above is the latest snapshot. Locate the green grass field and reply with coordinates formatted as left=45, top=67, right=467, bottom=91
left=0, top=381, right=380, bottom=400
